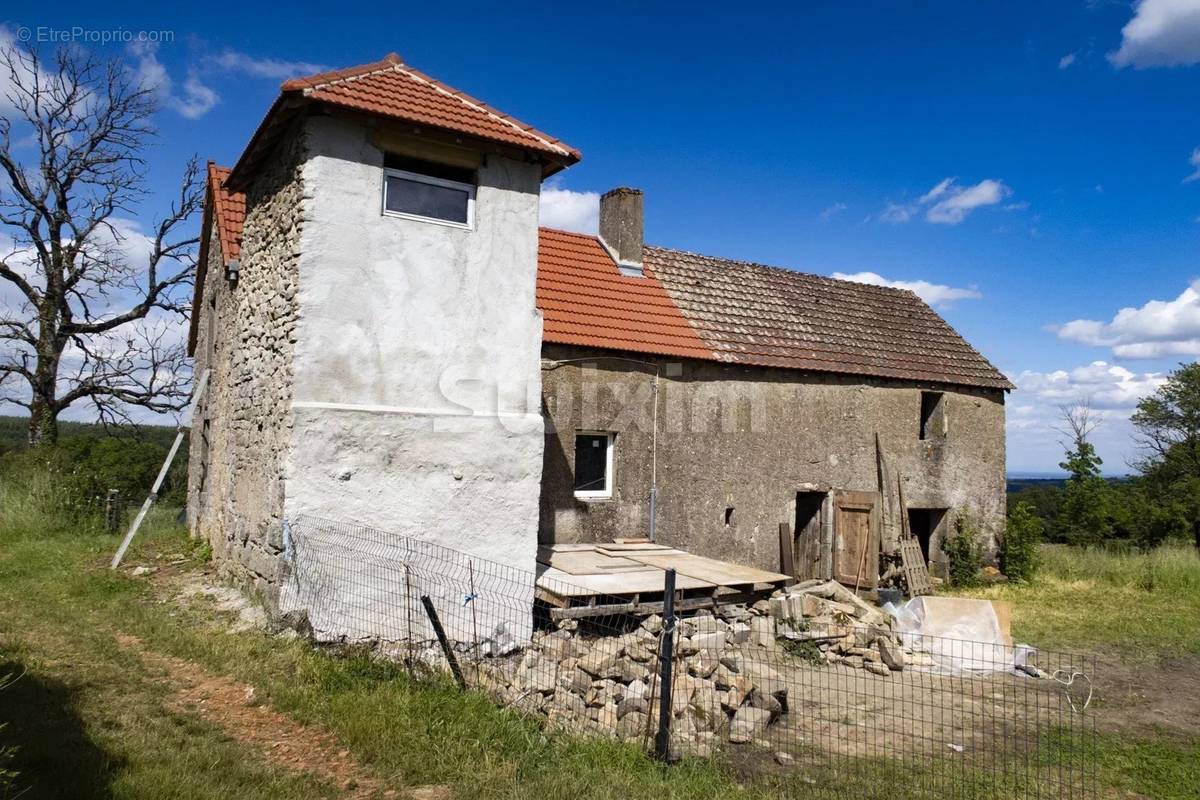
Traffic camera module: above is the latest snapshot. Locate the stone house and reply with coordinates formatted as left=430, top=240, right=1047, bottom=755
left=187, top=54, right=1011, bottom=603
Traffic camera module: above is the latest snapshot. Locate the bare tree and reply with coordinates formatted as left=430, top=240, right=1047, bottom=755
left=0, top=44, right=201, bottom=445
left=1054, top=400, right=1101, bottom=457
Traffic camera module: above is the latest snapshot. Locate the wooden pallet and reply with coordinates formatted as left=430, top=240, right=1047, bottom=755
left=898, top=536, right=934, bottom=596
left=535, top=543, right=791, bottom=620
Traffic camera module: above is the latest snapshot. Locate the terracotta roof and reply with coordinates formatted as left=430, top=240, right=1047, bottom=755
left=646, top=247, right=1013, bottom=390
left=191, top=166, right=1009, bottom=389
left=283, top=53, right=579, bottom=163
left=207, top=163, right=245, bottom=264
left=187, top=164, right=246, bottom=356
left=537, top=229, right=712, bottom=361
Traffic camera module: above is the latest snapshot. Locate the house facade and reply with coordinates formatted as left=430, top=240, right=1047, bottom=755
left=187, top=54, right=1010, bottom=606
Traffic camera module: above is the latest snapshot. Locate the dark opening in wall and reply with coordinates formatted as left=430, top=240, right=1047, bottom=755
left=920, top=391, right=946, bottom=440
left=724, top=507, right=734, bottom=527
left=908, top=507, right=948, bottom=562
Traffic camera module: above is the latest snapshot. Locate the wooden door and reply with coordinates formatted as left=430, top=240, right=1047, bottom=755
left=833, top=491, right=879, bottom=589
left=792, top=492, right=825, bottom=581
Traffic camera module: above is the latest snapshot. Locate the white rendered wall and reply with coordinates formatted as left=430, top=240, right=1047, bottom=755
left=278, top=116, right=545, bottom=641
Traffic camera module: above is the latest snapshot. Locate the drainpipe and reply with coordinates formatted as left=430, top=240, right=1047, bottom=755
left=649, top=372, right=660, bottom=542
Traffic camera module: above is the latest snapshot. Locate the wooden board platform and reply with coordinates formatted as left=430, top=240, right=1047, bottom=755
left=535, top=543, right=791, bottom=619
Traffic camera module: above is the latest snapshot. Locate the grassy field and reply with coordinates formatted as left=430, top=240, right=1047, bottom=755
left=964, top=543, right=1200, bottom=660
left=0, top=492, right=1197, bottom=798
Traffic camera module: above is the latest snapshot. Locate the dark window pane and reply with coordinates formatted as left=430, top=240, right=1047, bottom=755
left=384, top=153, right=475, bottom=184
left=574, top=434, right=609, bottom=493
left=385, top=175, right=470, bottom=224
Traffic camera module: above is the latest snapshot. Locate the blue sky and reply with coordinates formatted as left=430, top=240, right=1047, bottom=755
left=3, top=0, right=1200, bottom=474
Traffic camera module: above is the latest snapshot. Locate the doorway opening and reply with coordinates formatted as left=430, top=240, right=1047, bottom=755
left=907, top=507, right=948, bottom=563
left=792, top=491, right=826, bottom=580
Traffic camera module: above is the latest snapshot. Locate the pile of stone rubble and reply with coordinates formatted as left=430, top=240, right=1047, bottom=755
left=453, top=580, right=944, bottom=758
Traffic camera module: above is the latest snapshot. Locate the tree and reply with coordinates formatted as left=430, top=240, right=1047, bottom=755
left=0, top=44, right=201, bottom=446
left=1055, top=402, right=1113, bottom=546
left=1132, top=362, right=1200, bottom=552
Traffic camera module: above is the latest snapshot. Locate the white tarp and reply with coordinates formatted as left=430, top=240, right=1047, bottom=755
left=884, top=596, right=1032, bottom=674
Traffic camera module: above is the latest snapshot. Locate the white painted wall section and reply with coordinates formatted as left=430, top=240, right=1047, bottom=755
left=278, top=116, right=545, bottom=638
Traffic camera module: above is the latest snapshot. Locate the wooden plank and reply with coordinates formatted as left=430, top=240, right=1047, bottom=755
left=539, top=549, right=651, bottom=576
left=621, top=552, right=791, bottom=587
left=596, top=543, right=672, bottom=553
left=548, top=589, right=765, bottom=621
left=536, top=565, right=713, bottom=597
left=876, top=433, right=901, bottom=555
left=778, top=522, right=796, bottom=582
left=899, top=537, right=934, bottom=596
left=895, top=472, right=934, bottom=596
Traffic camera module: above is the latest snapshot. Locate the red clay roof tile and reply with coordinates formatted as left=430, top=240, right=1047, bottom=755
left=196, top=165, right=1009, bottom=390
left=207, top=163, right=245, bottom=264
left=536, top=228, right=713, bottom=361
left=283, top=54, right=580, bottom=163
left=646, top=247, right=1013, bottom=390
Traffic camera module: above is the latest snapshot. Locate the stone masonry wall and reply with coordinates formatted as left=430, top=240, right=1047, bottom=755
left=187, top=125, right=305, bottom=602
left=539, top=344, right=1007, bottom=573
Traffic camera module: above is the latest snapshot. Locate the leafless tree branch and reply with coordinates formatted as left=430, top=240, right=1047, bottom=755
left=0, top=42, right=201, bottom=445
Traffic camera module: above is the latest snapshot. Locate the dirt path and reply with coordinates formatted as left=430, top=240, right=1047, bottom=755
left=115, top=633, right=448, bottom=800
left=1095, top=653, right=1200, bottom=740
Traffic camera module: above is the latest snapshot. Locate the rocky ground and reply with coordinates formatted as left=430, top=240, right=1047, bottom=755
left=412, top=580, right=1072, bottom=766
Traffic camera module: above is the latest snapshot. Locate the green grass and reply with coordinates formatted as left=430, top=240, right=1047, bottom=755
left=0, top=498, right=1196, bottom=798
left=963, top=543, right=1200, bottom=659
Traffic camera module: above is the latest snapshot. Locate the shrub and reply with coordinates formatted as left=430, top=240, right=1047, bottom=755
left=1002, top=501, right=1042, bottom=582
left=0, top=434, right=188, bottom=531
left=943, top=515, right=983, bottom=587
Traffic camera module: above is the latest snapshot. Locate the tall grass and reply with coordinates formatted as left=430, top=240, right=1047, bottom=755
left=1038, top=542, right=1200, bottom=595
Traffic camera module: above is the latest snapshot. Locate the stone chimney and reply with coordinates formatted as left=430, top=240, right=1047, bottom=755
left=599, top=187, right=644, bottom=277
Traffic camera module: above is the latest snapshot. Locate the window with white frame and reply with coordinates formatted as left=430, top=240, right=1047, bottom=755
left=382, top=154, right=476, bottom=229
left=574, top=431, right=614, bottom=499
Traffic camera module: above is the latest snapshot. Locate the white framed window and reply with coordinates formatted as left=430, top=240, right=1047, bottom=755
left=574, top=431, right=614, bottom=499
left=382, top=166, right=475, bottom=229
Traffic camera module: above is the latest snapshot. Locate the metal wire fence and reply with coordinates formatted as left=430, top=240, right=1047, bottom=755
left=282, top=515, right=1096, bottom=800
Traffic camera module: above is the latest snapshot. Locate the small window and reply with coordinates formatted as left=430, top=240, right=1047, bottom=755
left=574, top=432, right=614, bottom=499
left=382, top=157, right=475, bottom=229
left=920, top=391, right=946, bottom=440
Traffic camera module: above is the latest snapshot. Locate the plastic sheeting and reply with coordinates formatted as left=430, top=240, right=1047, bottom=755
left=883, top=596, right=1031, bottom=674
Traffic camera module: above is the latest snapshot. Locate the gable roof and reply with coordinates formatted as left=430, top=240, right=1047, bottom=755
left=229, top=54, right=579, bottom=188
left=190, top=172, right=1011, bottom=390
left=283, top=54, right=579, bottom=162
left=645, top=248, right=1013, bottom=390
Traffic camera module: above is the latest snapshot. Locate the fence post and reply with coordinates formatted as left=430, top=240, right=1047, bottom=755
left=104, top=489, right=121, bottom=534
left=420, top=595, right=467, bottom=690
left=654, top=568, right=677, bottom=761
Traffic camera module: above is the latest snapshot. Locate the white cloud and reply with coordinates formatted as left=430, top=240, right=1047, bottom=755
left=830, top=271, right=982, bottom=307
left=926, top=179, right=1012, bottom=224
left=0, top=26, right=52, bottom=116
left=1013, top=361, right=1166, bottom=410
left=1053, top=279, right=1200, bottom=358
left=880, top=177, right=1013, bottom=225
left=1185, top=147, right=1200, bottom=182
left=918, top=178, right=955, bottom=204
left=208, top=50, right=327, bottom=81
left=127, top=41, right=218, bottom=119
left=818, top=202, right=847, bottom=221
left=879, top=202, right=915, bottom=224
left=1059, top=52, right=1078, bottom=69
left=1109, top=0, right=1200, bottom=68
left=1006, top=361, right=1167, bottom=473
left=539, top=185, right=599, bottom=234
